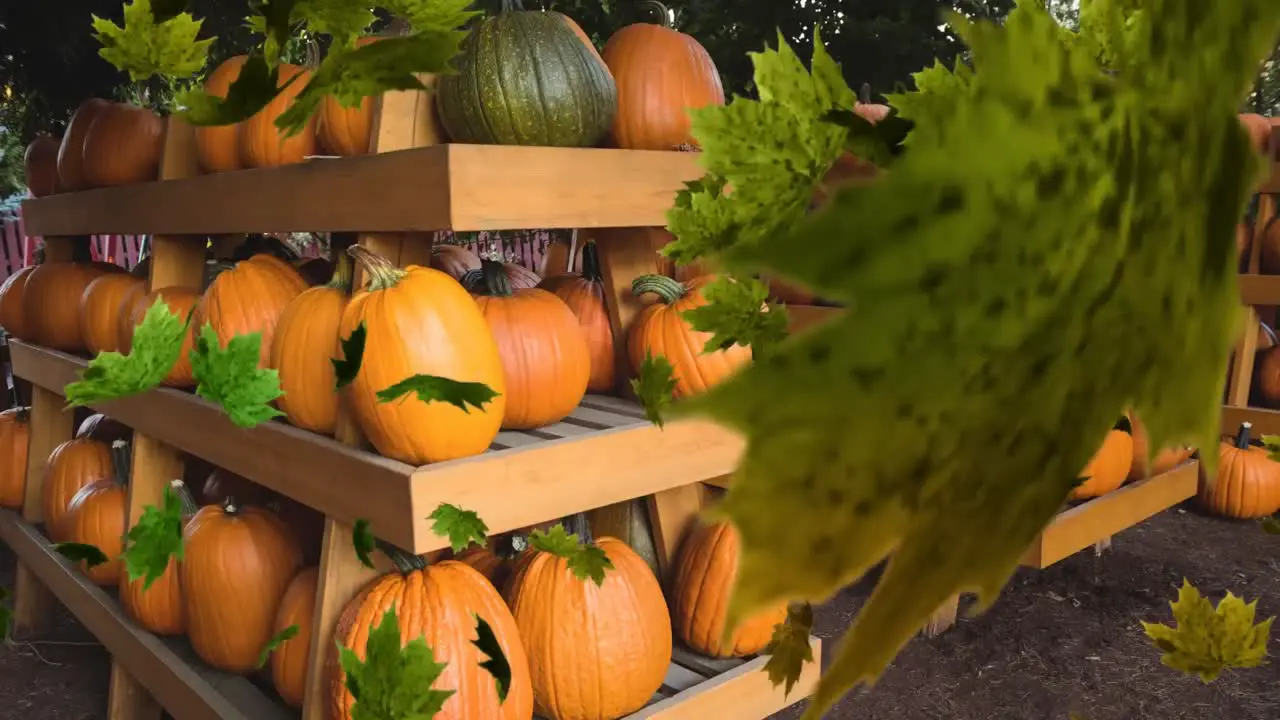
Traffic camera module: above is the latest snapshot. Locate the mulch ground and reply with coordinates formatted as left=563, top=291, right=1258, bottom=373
left=2, top=502, right=1278, bottom=720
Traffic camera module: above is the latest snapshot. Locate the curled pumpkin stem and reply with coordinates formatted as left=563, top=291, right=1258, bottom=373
left=631, top=273, right=687, bottom=304
left=347, top=245, right=406, bottom=290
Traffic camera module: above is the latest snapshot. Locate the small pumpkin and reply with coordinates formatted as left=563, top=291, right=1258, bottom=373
left=339, top=246, right=507, bottom=464
left=80, top=273, right=146, bottom=354
left=1128, top=412, right=1195, bottom=481
left=240, top=64, right=317, bottom=168
left=0, top=407, right=31, bottom=510
left=436, top=1, right=616, bottom=147
left=196, top=56, right=249, bottom=173
left=602, top=1, right=724, bottom=150
left=130, top=287, right=201, bottom=386
left=58, top=99, right=111, bottom=191
left=24, top=135, right=62, bottom=197
left=1069, top=418, right=1134, bottom=500
left=182, top=499, right=303, bottom=673
left=271, top=566, right=318, bottom=708
left=317, top=37, right=380, bottom=156
left=42, top=437, right=113, bottom=542
left=672, top=520, right=787, bottom=657
left=1200, top=422, right=1280, bottom=519
left=114, top=281, right=150, bottom=352
left=626, top=274, right=752, bottom=398
left=63, top=440, right=132, bottom=585
left=193, top=254, right=309, bottom=369
left=464, top=259, right=591, bottom=429
left=271, top=254, right=353, bottom=434
left=539, top=241, right=616, bottom=392
left=120, top=479, right=200, bottom=635
left=0, top=266, right=38, bottom=340
left=507, top=528, right=670, bottom=720
left=429, top=244, right=482, bottom=281
left=75, top=413, right=133, bottom=446
left=25, top=259, right=125, bottom=351
left=82, top=102, right=165, bottom=187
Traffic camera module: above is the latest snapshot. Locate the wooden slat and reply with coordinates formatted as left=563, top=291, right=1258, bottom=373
left=20, top=145, right=702, bottom=236
left=1238, top=274, right=1280, bottom=306
left=1222, top=404, right=1280, bottom=434
left=0, top=509, right=291, bottom=720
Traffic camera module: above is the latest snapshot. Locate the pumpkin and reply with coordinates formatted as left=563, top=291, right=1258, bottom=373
left=271, top=567, right=318, bottom=708
left=120, top=479, right=200, bottom=635
left=507, top=532, right=670, bottom=720
left=80, top=273, right=146, bottom=354
left=42, top=437, right=113, bottom=542
left=58, top=98, right=111, bottom=191
left=648, top=228, right=708, bottom=282
left=672, top=520, right=786, bottom=657
left=75, top=413, right=133, bottom=446
left=82, top=102, right=165, bottom=187
left=24, top=135, right=61, bottom=197
left=539, top=241, right=616, bottom=392
left=429, top=244, right=482, bottom=281
left=193, top=254, right=309, bottom=369
left=1200, top=422, right=1280, bottom=519
left=131, top=287, right=201, bottom=386
left=464, top=259, right=591, bottom=429
left=436, top=3, right=616, bottom=147
left=240, top=64, right=317, bottom=168
left=454, top=542, right=517, bottom=591
left=317, top=37, right=380, bottom=156
left=602, top=1, right=724, bottom=150
left=0, top=266, right=37, bottom=340
left=339, top=246, right=507, bottom=464
left=196, top=55, right=249, bottom=173
left=63, top=440, right=131, bottom=585
left=182, top=499, right=303, bottom=672
left=1253, top=341, right=1280, bottom=408
left=328, top=552, right=533, bottom=720
left=114, top=281, right=151, bottom=353
left=0, top=407, right=31, bottom=510
left=627, top=274, right=752, bottom=398
left=1240, top=113, right=1274, bottom=156
left=25, top=260, right=124, bottom=351
left=200, top=468, right=273, bottom=507
left=498, top=260, right=541, bottom=290
left=271, top=254, right=353, bottom=433
left=1128, top=412, right=1195, bottom=480
left=1069, top=420, right=1134, bottom=500
left=583, top=499, right=659, bottom=577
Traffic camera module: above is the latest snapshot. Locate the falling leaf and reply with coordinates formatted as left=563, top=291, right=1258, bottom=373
left=472, top=614, right=511, bottom=702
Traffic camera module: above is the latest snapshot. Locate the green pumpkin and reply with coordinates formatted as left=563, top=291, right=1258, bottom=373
left=437, top=7, right=617, bottom=147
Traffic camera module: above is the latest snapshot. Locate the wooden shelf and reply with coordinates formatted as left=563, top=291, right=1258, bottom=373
left=20, top=144, right=703, bottom=236
left=1238, top=274, right=1280, bottom=306
left=8, top=339, right=742, bottom=555
left=1222, top=404, right=1280, bottom=434
left=0, top=509, right=290, bottom=720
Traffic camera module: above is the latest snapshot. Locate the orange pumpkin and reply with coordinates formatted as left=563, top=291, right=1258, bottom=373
left=80, top=273, right=146, bottom=354
left=82, top=102, right=165, bottom=187
left=42, top=437, right=113, bottom=541
left=271, top=254, right=353, bottom=433
left=271, top=567, right=318, bottom=708
left=24, top=135, right=61, bottom=197
left=329, top=554, right=533, bottom=720
left=454, top=536, right=518, bottom=591
left=25, top=260, right=124, bottom=351
left=58, top=98, right=111, bottom=191
left=120, top=479, right=200, bottom=636
left=1199, top=423, right=1280, bottom=519
left=539, top=241, right=616, bottom=393
left=672, top=520, right=785, bottom=657
left=508, top=533, right=670, bottom=719
left=602, top=2, right=724, bottom=150
left=430, top=244, right=483, bottom=281
left=63, top=440, right=132, bottom=585
left=193, top=254, right=309, bottom=369
left=129, top=287, right=200, bottom=386
left=465, top=259, right=590, bottom=429
left=627, top=274, right=752, bottom=398
left=196, top=55, right=249, bottom=173
left=1069, top=422, right=1134, bottom=500
left=182, top=500, right=303, bottom=673
left=240, top=64, right=317, bottom=168
left=1128, top=412, right=1195, bottom=481
left=115, top=281, right=152, bottom=353
left=339, top=246, right=507, bottom=464
left=0, top=407, right=31, bottom=510
left=0, top=265, right=37, bottom=340
left=317, top=38, right=379, bottom=156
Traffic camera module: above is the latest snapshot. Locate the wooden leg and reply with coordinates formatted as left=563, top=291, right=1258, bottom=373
left=923, top=594, right=960, bottom=637
left=647, top=484, right=705, bottom=582
left=592, top=227, right=664, bottom=394
left=106, top=663, right=162, bottom=720
left=1093, top=536, right=1113, bottom=555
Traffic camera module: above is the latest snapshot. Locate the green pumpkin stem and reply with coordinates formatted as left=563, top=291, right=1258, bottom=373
left=631, top=273, right=686, bottom=304
left=1235, top=422, right=1253, bottom=449
left=327, top=251, right=355, bottom=292
left=378, top=540, right=429, bottom=573
left=464, top=259, right=514, bottom=297
left=110, top=440, right=132, bottom=486
left=170, top=479, right=200, bottom=520
left=640, top=0, right=674, bottom=28
left=347, top=245, right=407, bottom=291
left=581, top=241, right=603, bottom=283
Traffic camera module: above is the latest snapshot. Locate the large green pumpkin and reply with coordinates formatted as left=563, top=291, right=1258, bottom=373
left=436, top=7, right=617, bottom=147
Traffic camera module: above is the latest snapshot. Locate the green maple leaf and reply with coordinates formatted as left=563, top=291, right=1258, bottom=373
left=176, top=53, right=290, bottom=127
left=471, top=614, right=511, bottom=702
left=762, top=602, right=816, bottom=697
left=428, top=503, right=488, bottom=553
left=352, top=518, right=377, bottom=570
left=819, top=108, right=912, bottom=167
left=629, top=353, right=677, bottom=427
left=256, top=624, right=300, bottom=669
left=661, top=3, right=1280, bottom=717
left=64, top=298, right=189, bottom=407
left=190, top=324, right=285, bottom=429
left=339, top=604, right=455, bottom=719
left=333, top=321, right=367, bottom=390
left=382, top=0, right=480, bottom=32
left=680, top=276, right=788, bottom=357
left=528, top=524, right=613, bottom=586
left=376, top=374, right=499, bottom=414
left=121, top=484, right=187, bottom=590
left=91, top=0, right=212, bottom=81
left=53, top=542, right=110, bottom=569
left=1142, top=579, right=1274, bottom=682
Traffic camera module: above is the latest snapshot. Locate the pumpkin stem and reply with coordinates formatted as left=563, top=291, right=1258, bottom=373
left=377, top=540, right=428, bottom=574
left=463, top=259, right=514, bottom=297
left=110, top=440, right=132, bottom=486
left=631, top=274, right=686, bottom=304
left=347, top=245, right=407, bottom=291
left=169, top=479, right=201, bottom=520
left=327, top=251, right=355, bottom=292
left=224, top=497, right=240, bottom=515
left=640, top=0, right=675, bottom=28
left=1235, top=422, right=1253, bottom=449
left=581, top=241, right=603, bottom=283
left=561, top=513, right=594, bottom=544
left=859, top=82, right=872, bottom=105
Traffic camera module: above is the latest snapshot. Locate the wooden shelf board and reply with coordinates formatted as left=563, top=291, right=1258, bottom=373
left=0, top=509, right=291, bottom=720
left=1222, top=404, right=1280, bottom=434
left=1238, top=274, right=1280, bottom=306
left=10, top=340, right=742, bottom=554
left=20, top=144, right=703, bottom=236
left=1020, top=460, right=1198, bottom=569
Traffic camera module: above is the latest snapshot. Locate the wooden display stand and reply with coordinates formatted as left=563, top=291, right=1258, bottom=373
left=2, top=87, right=819, bottom=720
